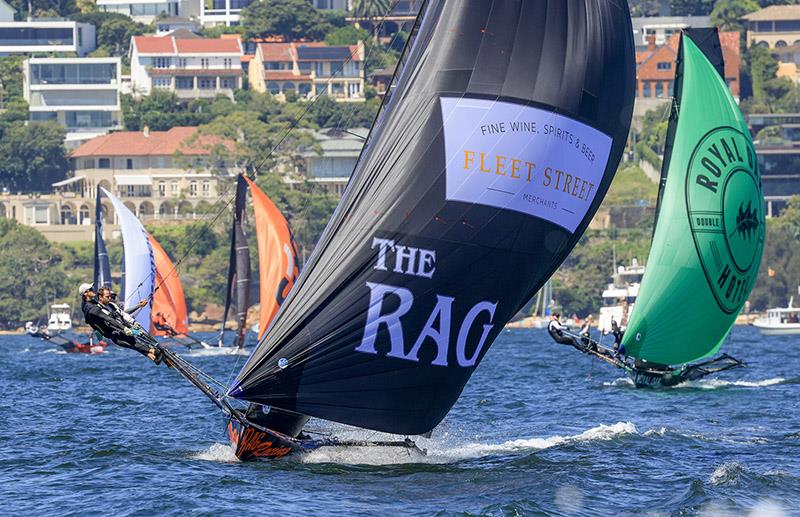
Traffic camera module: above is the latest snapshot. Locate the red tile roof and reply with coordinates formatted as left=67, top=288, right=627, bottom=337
left=70, top=127, right=234, bottom=157
left=133, top=35, right=175, bottom=54
left=133, top=36, right=242, bottom=55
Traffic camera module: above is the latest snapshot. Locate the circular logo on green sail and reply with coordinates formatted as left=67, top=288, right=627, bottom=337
left=685, top=127, right=764, bottom=314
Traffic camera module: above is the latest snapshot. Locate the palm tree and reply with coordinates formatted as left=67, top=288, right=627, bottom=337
left=350, top=0, right=391, bottom=44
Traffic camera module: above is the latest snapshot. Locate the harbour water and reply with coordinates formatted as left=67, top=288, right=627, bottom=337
left=2, top=326, right=798, bottom=515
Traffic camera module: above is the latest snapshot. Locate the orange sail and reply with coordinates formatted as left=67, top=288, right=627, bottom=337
left=148, top=233, right=189, bottom=336
left=243, top=176, right=299, bottom=339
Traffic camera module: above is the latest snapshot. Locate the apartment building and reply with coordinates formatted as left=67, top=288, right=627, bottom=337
left=249, top=41, right=365, bottom=101
left=96, top=0, right=199, bottom=24
left=23, top=57, right=123, bottom=147
left=130, top=35, right=243, bottom=99
left=300, top=128, right=368, bottom=196
left=742, top=5, right=800, bottom=49
left=0, top=18, right=96, bottom=56
left=201, top=0, right=253, bottom=27
left=631, top=16, right=710, bottom=48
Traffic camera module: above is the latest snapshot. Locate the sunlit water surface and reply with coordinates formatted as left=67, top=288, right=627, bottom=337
left=2, top=326, right=798, bottom=515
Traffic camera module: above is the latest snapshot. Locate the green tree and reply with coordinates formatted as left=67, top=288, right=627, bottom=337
left=749, top=197, right=800, bottom=310
left=668, top=0, right=714, bottom=16
left=0, top=220, right=73, bottom=328
left=241, top=0, right=335, bottom=41
left=325, top=25, right=369, bottom=46
left=0, top=56, right=25, bottom=101
left=0, top=121, right=68, bottom=192
left=351, top=0, right=391, bottom=43
left=710, top=0, right=760, bottom=32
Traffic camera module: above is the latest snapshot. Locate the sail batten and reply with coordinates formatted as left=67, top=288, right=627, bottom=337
left=622, top=32, right=765, bottom=365
left=231, top=0, right=635, bottom=435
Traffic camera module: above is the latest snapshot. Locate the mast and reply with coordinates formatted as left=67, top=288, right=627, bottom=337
left=219, top=175, right=251, bottom=348
left=93, top=190, right=111, bottom=289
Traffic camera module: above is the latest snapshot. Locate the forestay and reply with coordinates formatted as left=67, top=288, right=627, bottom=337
left=230, top=0, right=636, bottom=435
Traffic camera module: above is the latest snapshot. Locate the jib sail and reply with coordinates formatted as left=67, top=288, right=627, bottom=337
left=230, top=0, right=636, bottom=435
left=621, top=32, right=765, bottom=365
left=101, top=187, right=155, bottom=328
left=149, top=234, right=189, bottom=336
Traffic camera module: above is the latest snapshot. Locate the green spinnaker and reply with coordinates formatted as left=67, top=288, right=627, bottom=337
left=621, top=35, right=765, bottom=365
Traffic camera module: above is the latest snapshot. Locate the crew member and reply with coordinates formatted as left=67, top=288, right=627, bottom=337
left=579, top=315, right=596, bottom=351
left=107, top=289, right=147, bottom=328
left=153, top=312, right=177, bottom=337
left=79, top=283, right=161, bottom=363
left=547, top=312, right=579, bottom=347
left=610, top=319, right=625, bottom=359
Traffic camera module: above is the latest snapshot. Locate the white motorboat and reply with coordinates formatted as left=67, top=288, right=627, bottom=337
left=597, top=259, right=644, bottom=333
left=753, top=297, right=800, bottom=335
left=47, top=303, right=72, bottom=332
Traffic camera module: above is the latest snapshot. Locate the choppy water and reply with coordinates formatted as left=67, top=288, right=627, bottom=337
left=2, top=326, right=798, bottom=515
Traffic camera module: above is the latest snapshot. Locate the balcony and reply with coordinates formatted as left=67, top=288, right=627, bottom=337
left=175, top=88, right=235, bottom=99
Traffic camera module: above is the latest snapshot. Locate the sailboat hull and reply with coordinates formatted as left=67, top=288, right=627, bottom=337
left=226, top=417, right=313, bottom=461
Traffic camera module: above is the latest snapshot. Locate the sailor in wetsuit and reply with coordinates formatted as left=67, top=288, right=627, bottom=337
left=79, top=283, right=162, bottom=363
left=547, top=312, right=580, bottom=347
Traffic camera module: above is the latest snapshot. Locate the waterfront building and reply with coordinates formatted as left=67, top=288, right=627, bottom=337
left=200, top=0, right=253, bottom=27
left=155, top=16, right=201, bottom=35
left=0, top=127, right=238, bottom=242
left=756, top=145, right=800, bottom=217
left=631, top=16, right=710, bottom=48
left=96, top=0, right=199, bottom=24
left=0, top=18, right=96, bottom=56
left=299, top=128, right=368, bottom=196
left=23, top=57, right=123, bottom=148
left=130, top=35, right=243, bottom=100
left=742, top=5, right=800, bottom=49
left=248, top=41, right=365, bottom=101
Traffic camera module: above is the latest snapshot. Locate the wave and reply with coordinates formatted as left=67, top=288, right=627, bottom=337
left=192, top=443, right=239, bottom=463
left=300, top=422, right=638, bottom=465
left=603, top=377, right=634, bottom=387
left=182, top=347, right=249, bottom=357
left=675, top=378, right=785, bottom=390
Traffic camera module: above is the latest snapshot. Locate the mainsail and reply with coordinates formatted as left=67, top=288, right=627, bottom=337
left=148, top=234, right=189, bottom=336
left=243, top=176, right=299, bottom=339
left=230, top=0, right=636, bottom=435
left=220, top=175, right=251, bottom=347
left=93, top=190, right=112, bottom=289
left=621, top=32, right=765, bottom=365
left=100, top=187, right=154, bottom=328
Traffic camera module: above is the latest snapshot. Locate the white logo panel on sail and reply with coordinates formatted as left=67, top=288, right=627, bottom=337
left=441, top=97, right=612, bottom=233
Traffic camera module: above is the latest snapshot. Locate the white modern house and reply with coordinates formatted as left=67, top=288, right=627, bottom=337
left=96, top=0, right=199, bottom=24
left=23, top=57, right=123, bottom=148
left=130, top=35, right=243, bottom=99
left=0, top=19, right=96, bottom=56
left=630, top=16, right=710, bottom=48
left=200, top=0, right=253, bottom=27
left=300, top=128, right=368, bottom=196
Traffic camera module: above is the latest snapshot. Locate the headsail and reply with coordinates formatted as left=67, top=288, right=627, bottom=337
left=230, top=0, right=636, bottom=435
left=621, top=32, right=765, bottom=365
left=101, top=187, right=154, bottom=328
left=220, top=175, right=251, bottom=347
left=148, top=233, right=189, bottom=336
left=93, top=190, right=112, bottom=289
left=243, top=176, right=298, bottom=339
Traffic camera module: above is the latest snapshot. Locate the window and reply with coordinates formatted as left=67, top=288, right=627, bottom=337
left=267, top=82, right=280, bottom=94
left=198, top=77, right=216, bottom=89
left=176, top=76, right=193, bottom=89
left=221, top=77, right=235, bottom=89
left=83, top=158, right=95, bottom=169
left=171, top=181, right=178, bottom=196
left=224, top=58, right=232, bottom=68
left=153, top=77, right=171, bottom=89
left=201, top=58, right=209, bottom=69
left=79, top=205, right=90, bottom=224
left=202, top=181, right=210, bottom=197
left=189, top=181, right=197, bottom=197
left=178, top=58, right=187, bottom=68
left=34, top=206, right=49, bottom=224
left=656, top=62, right=671, bottom=70
left=158, top=181, right=166, bottom=197
left=154, top=57, right=171, bottom=69
left=126, top=185, right=135, bottom=197
left=125, top=158, right=133, bottom=170
left=99, top=158, right=111, bottom=169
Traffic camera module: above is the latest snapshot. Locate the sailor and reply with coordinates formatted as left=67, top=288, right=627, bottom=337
left=610, top=319, right=625, bottom=358
left=153, top=312, right=178, bottom=337
left=579, top=315, right=596, bottom=351
left=547, top=312, right=579, bottom=347
left=79, top=283, right=162, bottom=363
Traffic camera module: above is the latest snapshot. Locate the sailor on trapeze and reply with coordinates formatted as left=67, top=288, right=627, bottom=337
left=79, top=283, right=164, bottom=363
left=547, top=312, right=580, bottom=347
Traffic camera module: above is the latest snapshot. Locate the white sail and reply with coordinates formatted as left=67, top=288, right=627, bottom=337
left=100, top=188, right=154, bottom=328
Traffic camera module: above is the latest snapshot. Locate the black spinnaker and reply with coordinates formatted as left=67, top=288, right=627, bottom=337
left=228, top=0, right=636, bottom=436
left=218, top=175, right=252, bottom=349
